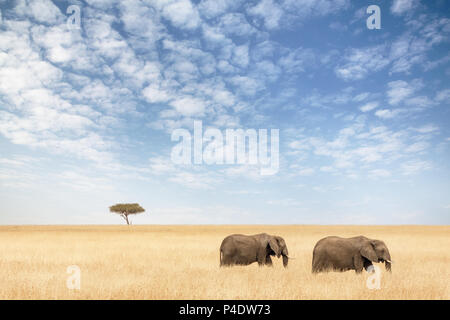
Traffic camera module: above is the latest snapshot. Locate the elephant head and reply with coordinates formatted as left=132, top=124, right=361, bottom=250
left=360, top=239, right=392, bottom=271
left=267, top=235, right=289, bottom=267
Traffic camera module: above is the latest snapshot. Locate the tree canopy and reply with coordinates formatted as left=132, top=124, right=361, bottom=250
left=109, top=203, right=145, bottom=225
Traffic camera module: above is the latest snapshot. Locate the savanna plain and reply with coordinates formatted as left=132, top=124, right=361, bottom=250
left=0, top=225, right=448, bottom=299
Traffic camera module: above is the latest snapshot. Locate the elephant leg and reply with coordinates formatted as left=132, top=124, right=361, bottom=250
left=265, top=255, right=273, bottom=266
left=221, top=252, right=231, bottom=266
left=257, top=248, right=266, bottom=266
left=312, top=256, right=326, bottom=273
left=353, top=254, right=364, bottom=273
left=221, top=257, right=230, bottom=266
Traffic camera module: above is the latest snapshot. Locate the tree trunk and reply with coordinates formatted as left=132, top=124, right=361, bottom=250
left=122, top=213, right=130, bottom=225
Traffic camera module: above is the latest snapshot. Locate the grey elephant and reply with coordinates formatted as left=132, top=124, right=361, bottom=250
left=312, top=235, right=392, bottom=273
left=220, top=233, right=289, bottom=267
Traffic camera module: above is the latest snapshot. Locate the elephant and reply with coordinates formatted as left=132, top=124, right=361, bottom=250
left=312, top=235, right=392, bottom=273
left=220, top=233, right=289, bottom=268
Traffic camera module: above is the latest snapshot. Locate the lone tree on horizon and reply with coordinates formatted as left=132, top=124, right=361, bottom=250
left=109, top=203, right=145, bottom=225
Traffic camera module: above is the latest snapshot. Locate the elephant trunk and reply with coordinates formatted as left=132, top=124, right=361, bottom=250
left=384, top=260, right=391, bottom=272
left=282, top=247, right=289, bottom=267
left=384, top=252, right=392, bottom=272
left=282, top=254, right=288, bottom=268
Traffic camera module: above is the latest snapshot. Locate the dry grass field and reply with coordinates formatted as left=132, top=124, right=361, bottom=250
left=0, top=225, right=448, bottom=300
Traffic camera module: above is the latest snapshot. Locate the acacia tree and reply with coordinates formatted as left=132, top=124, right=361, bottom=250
left=109, top=203, right=145, bottom=225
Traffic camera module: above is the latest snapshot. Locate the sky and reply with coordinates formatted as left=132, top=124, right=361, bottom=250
left=0, top=0, right=449, bottom=225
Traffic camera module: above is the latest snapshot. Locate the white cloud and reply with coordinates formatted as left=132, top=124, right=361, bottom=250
left=374, top=109, right=405, bottom=119
left=405, top=141, right=428, bottom=153
left=0, top=16, right=128, bottom=166
left=119, top=0, right=166, bottom=43
left=391, top=0, right=418, bottom=16
left=228, top=76, right=264, bottom=96
left=202, top=24, right=228, bottom=44
left=335, top=45, right=389, bottom=80
left=289, top=120, right=433, bottom=177
left=198, top=0, right=242, bottom=19
left=353, top=92, right=370, bottom=102
left=388, top=34, right=427, bottom=74
left=320, top=166, right=335, bottom=173
left=247, top=0, right=283, bottom=30
left=401, top=160, right=431, bottom=175
left=161, top=0, right=201, bottom=30
left=413, top=124, right=439, bottom=134
left=368, top=169, right=391, bottom=179
left=218, top=13, right=257, bottom=37
left=278, top=47, right=315, bottom=73
left=360, top=102, right=378, bottom=112
left=300, top=89, right=353, bottom=108
left=170, top=97, right=207, bottom=116
left=14, top=0, right=64, bottom=24
left=232, top=44, right=249, bottom=68
left=335, top=17, right=449, bottom=78
left=424, top=55, right=450, bottom=71
left=405, top=95, right=434, bottom=108
left=386, top=79, right=422, bottom=105
left=435, top=89, right=450, bottom=102
left=142, top=84, right=171, bottom=104
left=254, top=60, right=282, bottom=82
left=280, top=0, right=350, bottom=23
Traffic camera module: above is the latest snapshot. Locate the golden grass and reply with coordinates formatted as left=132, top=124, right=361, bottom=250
left=0, top=225, right=448, bottom=299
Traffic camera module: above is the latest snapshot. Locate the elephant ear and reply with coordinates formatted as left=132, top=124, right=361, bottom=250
left=360, top=241, right=378, bottom=262
left=268, top=237, right=281, bottom=258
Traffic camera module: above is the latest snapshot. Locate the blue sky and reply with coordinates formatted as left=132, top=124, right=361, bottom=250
left=0, top=0, right=449, bottom=225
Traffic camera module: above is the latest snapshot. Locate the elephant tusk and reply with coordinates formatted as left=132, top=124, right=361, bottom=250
left=385, top=260, right=393, bottom=263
